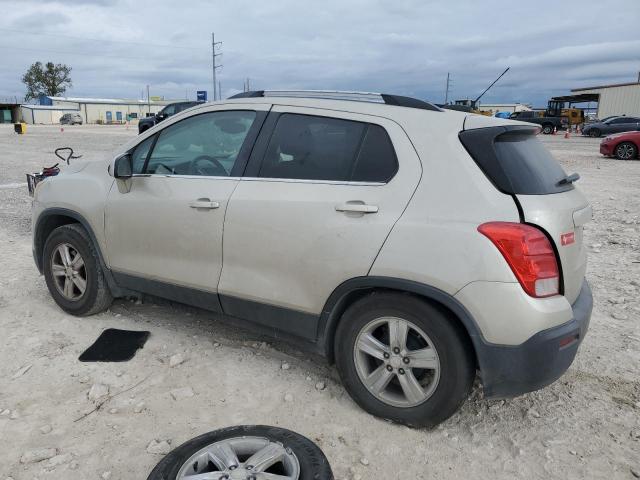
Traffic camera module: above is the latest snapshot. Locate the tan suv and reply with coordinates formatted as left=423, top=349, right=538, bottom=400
left=31, top=91, right=593, bottom=426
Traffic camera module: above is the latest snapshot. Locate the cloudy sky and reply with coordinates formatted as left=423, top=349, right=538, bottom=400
left=0, top=0, right=639, bottom=107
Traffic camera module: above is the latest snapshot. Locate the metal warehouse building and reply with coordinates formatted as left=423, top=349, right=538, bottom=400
left=21, top=95, right=181, bottom=124
left=571, top=81, right=640, bottom=119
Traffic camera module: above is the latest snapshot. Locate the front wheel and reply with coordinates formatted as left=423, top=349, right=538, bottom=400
left=615, top=141, right=638, bottom=160
left=589, top=128, right=601, bottom=137
left=43, top=224, right=113, bottom=316
left=335, top=293, right=475, bottom=428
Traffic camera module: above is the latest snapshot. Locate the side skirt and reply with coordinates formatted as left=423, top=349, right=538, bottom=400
left=111, top=272, right=323, bottom=354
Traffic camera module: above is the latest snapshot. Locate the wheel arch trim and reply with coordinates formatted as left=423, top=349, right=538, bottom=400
left=34, top=208, right=121, bottom=295
left=317, top=276, right=486, bottom=365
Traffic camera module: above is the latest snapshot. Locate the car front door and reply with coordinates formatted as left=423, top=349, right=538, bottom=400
left=606, top=117, right=638, bottom=134
left=218, top=107, right=421, bottom=339
left=105, top=106, right=268, bottom=306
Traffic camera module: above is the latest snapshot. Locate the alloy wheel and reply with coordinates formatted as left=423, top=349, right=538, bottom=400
left=176, top=436, right=300, bottom=480
left=616, top=143, right=635, bottom=160
left=353, top=316, right=441, bottom=408
left=50, top=242, right=87, bottom=301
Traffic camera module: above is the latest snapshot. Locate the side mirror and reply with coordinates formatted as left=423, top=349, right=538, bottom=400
left=114, top=153, right=133, bottom=179
left=156, top=113, right=166, bottom=121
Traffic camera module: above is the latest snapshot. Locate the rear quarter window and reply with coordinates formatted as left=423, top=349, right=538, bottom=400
left=459, top=126, right=573, bottom=195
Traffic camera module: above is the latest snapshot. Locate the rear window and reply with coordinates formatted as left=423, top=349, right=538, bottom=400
left=459, top=127, right=573, bottom=195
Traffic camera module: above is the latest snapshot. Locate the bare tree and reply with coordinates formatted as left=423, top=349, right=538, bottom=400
left=22, top=61, right=72, bottom=101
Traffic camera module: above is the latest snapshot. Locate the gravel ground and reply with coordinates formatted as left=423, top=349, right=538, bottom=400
left=0, top=124, right=639, bottom=480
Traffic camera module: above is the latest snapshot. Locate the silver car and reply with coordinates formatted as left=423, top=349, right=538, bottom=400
left=30, top=90, right=593, bottom=427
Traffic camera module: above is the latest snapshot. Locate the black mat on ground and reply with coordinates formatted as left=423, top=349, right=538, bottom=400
left=79, top=328, right=150, bottom=362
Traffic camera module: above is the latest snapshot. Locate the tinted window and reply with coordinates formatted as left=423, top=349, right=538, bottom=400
left=131, top=134, right=155, bottom=174
left=145, top=111, right=256, bottom=176
left=259, top=114, right=366, bottom=181
left=460, top=128, right=573, bottom=195
left=351, top=124, right=398, bottom=182
left=161, top=104, right=176, bottom=116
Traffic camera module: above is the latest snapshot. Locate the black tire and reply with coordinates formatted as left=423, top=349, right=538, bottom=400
left=541, top=124, right=553, bottom=135
left=335, top=293, right=475, bottom=428
left=614, top=141, right=638, bottom=160
left=147, top=425, right=334, bottom=480
left=43, top=224, right=113, bottom=316
left=589, top=128, right=600, bottom=137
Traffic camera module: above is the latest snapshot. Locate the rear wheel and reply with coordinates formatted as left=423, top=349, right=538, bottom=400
left=589, top=128, right=601, bottom=137
left=614, top=141, right=638, bottom=160
left=43, top=224, right=112, bottom=316
left=541, top=124, right=553, bottom=134
left=335, top=293, right=475, bottom=427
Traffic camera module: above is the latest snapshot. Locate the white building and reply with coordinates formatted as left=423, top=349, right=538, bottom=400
left=21, top=95, right=184, bottom=124
left=571, top=81, right=640, bottom=119
left=476, top=103, right=532, bottom=114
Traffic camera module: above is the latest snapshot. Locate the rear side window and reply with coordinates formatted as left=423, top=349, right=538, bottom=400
left=459, top=127, right=573, bottom=195
left=351, top=124, right=398, bottom=182
left=258, top=113, right=397, bottom=182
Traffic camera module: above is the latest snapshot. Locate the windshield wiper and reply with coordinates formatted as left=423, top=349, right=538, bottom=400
left=557, top=173, right=580, bottom=186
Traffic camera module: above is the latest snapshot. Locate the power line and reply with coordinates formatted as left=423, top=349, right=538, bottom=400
left=0, top=27, right=207, bottom=51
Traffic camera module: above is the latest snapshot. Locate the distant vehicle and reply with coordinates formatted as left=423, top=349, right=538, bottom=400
left=509, top=110, right=568, bottom=134
left=582, top=116, right=640, bottom=137
left=60, top=113, right=83, bottom=125
left=138, top=101, right=202, bottom=133
left=600, top=131, right=640, bottom=160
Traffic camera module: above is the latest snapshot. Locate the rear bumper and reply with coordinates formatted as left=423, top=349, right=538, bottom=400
left=478, top=280, right=592, bottom=398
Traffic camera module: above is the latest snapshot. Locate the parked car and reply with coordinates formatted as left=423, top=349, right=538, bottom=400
left=508, top=110, right=568, bottom=134
left=138, top=101, right=202, bottom=133
left=600, top=131, right=640, bottom=160
left=60, top=113, right=83, bottom=125
left=582, top=116, right=640, bottom=137
left=30, top=90, right=592, bottom=427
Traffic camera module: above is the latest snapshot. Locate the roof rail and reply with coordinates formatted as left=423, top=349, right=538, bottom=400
left=228, top=90, right=442, bottom=112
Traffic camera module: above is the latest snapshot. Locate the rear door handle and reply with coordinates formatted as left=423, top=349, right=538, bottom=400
left=189, top=199, right=220, bottom=209
left=335, top=202, right=378, bottom=214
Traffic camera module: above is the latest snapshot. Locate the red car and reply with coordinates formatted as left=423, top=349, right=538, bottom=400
left=600, top=131, right=640, bottom=160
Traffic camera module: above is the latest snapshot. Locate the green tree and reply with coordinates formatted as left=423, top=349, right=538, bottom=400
left=22, top=61, right=72, bottom=101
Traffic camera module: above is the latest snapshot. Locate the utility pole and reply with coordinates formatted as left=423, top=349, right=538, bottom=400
left=212, top=32, right=222, bottom=101
left=444, top=72, right=452, bottom=104
left=218, top=81, right=222, bottom=100
left=146, top=84, right=150, bottom=116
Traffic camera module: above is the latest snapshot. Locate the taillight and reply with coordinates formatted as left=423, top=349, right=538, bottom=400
left=478, top=222, right=559, bottom=298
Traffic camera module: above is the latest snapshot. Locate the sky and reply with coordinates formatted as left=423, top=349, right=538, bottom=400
left=0, top=0, right=639, bottom=107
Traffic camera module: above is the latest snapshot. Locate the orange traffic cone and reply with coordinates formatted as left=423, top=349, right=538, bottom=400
left=564, top=130, right=570, bottom=139
left=552, top=126, right=557, bottom=135
left=60, top=127, right=64, bottom=132
left=577, top=125, right=582, bottom=135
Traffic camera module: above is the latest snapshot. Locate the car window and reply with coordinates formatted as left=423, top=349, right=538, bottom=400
left=144, top=111, right=256, bottom=176
left=131, top=134, right=155, bottom=174
left=259, top=114, right=367, bottom=181
left=350, top=124, right=398, bottom=182
left=162, top=105, right=176, bottom=116
left=609, top=117, right=632, bottom=124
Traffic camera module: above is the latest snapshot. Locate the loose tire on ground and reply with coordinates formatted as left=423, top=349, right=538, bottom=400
left=147, top=425, right=334, bottom=480
left=43, top=223, right=113, bottom=316
left=334, top=292, right=475, bottom=428
left=614, top=141, right=638, bottom=160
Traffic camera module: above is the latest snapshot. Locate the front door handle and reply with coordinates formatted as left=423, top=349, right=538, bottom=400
left=189, top=199, right=220, bottom=209
left=335, top=202, right=378, bottom=214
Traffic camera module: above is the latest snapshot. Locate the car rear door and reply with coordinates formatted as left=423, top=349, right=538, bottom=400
left=105, top=105, right=268, bottom=302
left=217, top=107, right=421, bottom=338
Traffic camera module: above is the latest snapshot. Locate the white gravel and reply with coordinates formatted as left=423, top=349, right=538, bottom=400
left=0, top=125, right=639, bottom=479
